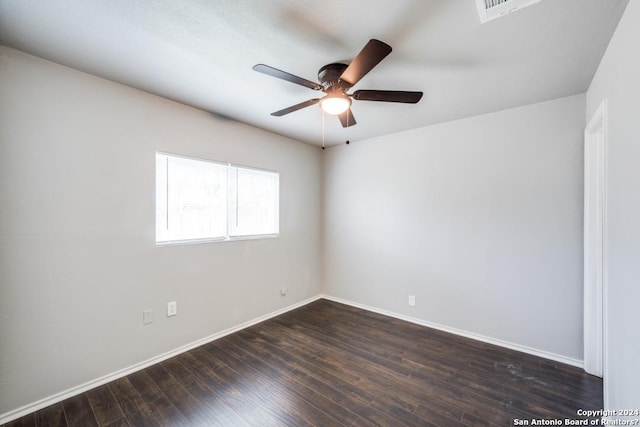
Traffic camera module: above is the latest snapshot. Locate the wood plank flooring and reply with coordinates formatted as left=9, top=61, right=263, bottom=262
left=2, top=299, right=602, bottom=426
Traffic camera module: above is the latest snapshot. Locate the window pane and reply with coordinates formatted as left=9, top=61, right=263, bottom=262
left=229, top=166, right=279, bottom=237
left=156, top=153, right=279, bottom=244
left=156, top=154, right=227, bottom=242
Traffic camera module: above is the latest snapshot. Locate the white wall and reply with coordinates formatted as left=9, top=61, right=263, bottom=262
left=323, top=94, right=586, bottom=361
left=0, top=47, right=322, bottom=416
left=586, top=0, right=640, bottom=409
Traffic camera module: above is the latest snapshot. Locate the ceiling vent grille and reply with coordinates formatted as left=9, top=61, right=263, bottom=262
left=476, top=0, right=541, bottom=23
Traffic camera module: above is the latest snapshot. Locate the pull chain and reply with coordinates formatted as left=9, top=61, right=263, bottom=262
left=346, top=110, right=350, bottom=145
left=322, top=110, right=326, bottom=150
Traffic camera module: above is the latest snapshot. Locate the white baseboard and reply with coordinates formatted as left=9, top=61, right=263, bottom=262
left=320, top=294, right=584, bottom=369
left=0, top=294, right=323, bottom=425
left=1, top=293, right=584, bottom=424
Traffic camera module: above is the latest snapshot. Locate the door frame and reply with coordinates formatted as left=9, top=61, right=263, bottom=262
left=583, top=100, right=608, bottom=396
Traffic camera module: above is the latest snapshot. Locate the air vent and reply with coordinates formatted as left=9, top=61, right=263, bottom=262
left=476, top=0, right=541, bottom=23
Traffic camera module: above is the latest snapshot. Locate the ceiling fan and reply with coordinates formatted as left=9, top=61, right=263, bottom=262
left=253, top=39, right=423, bottom=128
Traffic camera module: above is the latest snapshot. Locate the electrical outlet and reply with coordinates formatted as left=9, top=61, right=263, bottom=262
left=167, top=301, right=177, bottom=317
left=143, top=309, right=153, bottom=325
left=280, top=287, right=288, bottom=296
left=408, top=295, right=416, bottom=307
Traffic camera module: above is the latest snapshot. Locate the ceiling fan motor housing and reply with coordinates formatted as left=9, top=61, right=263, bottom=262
left=318, top=63, right=350, bottom=91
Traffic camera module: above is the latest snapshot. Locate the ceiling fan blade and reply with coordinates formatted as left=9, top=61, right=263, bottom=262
left=253, top=64, right=323, bottom=91
left=338, top=109, right=357, bottom=128
left=353, top=90, right=423, bottom=103
left=339, top=39, right=392, bottom=87
left=271, top=98, right=320, bottom=116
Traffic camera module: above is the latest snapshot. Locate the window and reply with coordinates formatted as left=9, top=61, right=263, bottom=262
left=156, top=153, right=279, bottom=244
left=228, top=165, right=280, bottom=238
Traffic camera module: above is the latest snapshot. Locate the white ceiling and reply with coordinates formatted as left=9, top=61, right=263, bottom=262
left=0, top=0, right=629, bottom=146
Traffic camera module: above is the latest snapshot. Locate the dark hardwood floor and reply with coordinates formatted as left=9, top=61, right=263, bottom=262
left=3, top=299, right=602, bottom=426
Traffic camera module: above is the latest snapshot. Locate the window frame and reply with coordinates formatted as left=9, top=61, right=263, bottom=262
left=155, top=151, right=280, bottom=246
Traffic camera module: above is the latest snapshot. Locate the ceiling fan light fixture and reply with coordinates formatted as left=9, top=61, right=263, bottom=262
left=254, top=39, right=420, bottom=128
left=320, top=95, right=351, bottom=115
